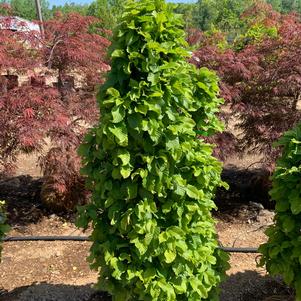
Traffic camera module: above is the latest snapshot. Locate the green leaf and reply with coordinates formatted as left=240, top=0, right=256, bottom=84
left=77, top=143, right=90, bottom=157
left=164, top=249, right=176, bottom=263
left=282, top=217, right=295, bottom=233
left=147, top=73, right=160, bottom=86
left=106, top=87, right=120, bottom=97
left=172, top=278, right=187, bottom=294
left=108, top=124, right=128, bottom=146
left=124, top=182, right=137, bottom=200
left=117, top=149, right=131, bottom=165
left=290, top=197, right=301, bottom=215
left=189, top=278, right=207, bottom=298
left=0, top=224, right=10, bottom=234
left=143, top=267, right=156, bottom=281
left=120, top=165, right=132, bottom=178
left=132, top=238, right=148, bottom=255
left=111, top=49, right=125, bottom=58
left=185, top=185, right=202, bottom=200
left=112, top=106, right=125, bottom=123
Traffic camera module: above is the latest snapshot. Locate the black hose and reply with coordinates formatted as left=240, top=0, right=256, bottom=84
left=219, top=246, right=258, bottom=253
left=3, top=236, right=90, bottom=242
left=2, top=236, right=259, bottom=253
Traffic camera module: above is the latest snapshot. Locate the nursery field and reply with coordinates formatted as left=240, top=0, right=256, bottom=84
left=0, top=154, right=294, bottom=301
left=1, top=0, right=301, bottom=300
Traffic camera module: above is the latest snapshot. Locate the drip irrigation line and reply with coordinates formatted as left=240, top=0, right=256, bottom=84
left=2, top=236, right=259, bottom=253
left=3, top=236, right=89, bottom=242
left=219, top=246, right=258, bottom=253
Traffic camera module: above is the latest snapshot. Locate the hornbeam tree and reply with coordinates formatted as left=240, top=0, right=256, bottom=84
left=259, top=124, right=301, bottom=301
left=77, top=0, right=229, bottom=300
left=0, top=200, right=10, bottom=262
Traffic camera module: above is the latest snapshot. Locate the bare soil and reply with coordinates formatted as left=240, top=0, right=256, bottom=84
left=0, top=153, right=295, bottom=301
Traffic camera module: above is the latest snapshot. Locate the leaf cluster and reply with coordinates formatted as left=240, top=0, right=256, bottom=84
left=259, top=124, right=301, bottom=300
left=78, top=0, right=229, bottom=300
left=0, top=200, right=10, bottom=261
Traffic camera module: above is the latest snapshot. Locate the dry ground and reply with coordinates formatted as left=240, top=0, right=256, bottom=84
left=0, top=153, right=295, bottom=301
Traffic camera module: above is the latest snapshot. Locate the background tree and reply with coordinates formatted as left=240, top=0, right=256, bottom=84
left=277, top=0, right=301, bottom=13
left=196, top=0, right=253, bottom=38
left=267, top=0, right=283, bottom=10
left=0, top=2, right=12, bottom=15
left=40, top=12, right=110, bottom=210
left=87, top=0, right=124, bottom=31
left=0, top=13, right=110, bottom=210
left=191, top=2, right=301, bottom=165
left=0, top=0, right=51, bottom=20
left=168, top=3, right=199, bottom=30
left=50, top=3, right=90, bottom=17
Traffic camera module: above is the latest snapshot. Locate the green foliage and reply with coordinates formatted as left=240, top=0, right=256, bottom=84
left=0, top=0, right=51, bottom=20
left=0, top=201, right=10, bottom=261
left=197, top=0, right=252, bottom=37
left=234, top=23, right=278, bottom=50
left=268, top=0, right=301, bottom=13
left=87, top=0, right=124, bottom=31
left=77, top=0, right=229, bottom=300
left=50, top=3, right=90, bottom=17
left=259, top=123, right=301, bottom=300
left=168, top=3, right=199, bottom=29
left=267, top=0, right=283, bottom=11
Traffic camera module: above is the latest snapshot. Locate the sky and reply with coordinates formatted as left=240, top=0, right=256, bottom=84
left=48, top=0, right=91, bottom=5
left=48, top=0, right=195, bottom=6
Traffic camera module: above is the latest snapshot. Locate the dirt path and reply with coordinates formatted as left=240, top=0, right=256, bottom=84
left=0, top=153, right=294, bottom=301
left=0, top=212, right=293, bottom=301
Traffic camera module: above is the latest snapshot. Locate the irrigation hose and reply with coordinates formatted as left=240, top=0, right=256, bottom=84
left=2, top=236, right=259, bottom=253
left=3, top=236, right=89, bottom=242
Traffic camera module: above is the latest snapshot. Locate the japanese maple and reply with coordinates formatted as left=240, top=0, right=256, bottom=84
left=0, top=11, right=110, bottom=210
left=191, top=2, right=301, bottom=165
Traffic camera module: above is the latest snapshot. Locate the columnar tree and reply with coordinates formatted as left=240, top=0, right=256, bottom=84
left=259, top=123, right=301, bottom=301
left=78, top=0, right=229, bottom=300
left=0, top=201, right=9, bottom=261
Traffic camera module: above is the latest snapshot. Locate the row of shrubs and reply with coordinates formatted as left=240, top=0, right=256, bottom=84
left=1, top=0, right=300, bottom=300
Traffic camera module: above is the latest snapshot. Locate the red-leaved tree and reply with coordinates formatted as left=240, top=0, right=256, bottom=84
left=0, top=10, right=110, bottom=210
left=40, top=13, right=110, bottom=210
left=191, top=2, right=301, bottom=167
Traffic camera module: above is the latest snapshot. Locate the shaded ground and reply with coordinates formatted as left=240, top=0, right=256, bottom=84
left=220, top=272, right=294, bottom=301
left=0, top=275, right=294, bottom=301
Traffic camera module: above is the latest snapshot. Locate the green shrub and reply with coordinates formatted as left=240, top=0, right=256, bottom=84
left=0, top=200, right=9, bottom=261
left=259, top=123, right=301, bottom=301
left=77, top=0, right=229, bottom=300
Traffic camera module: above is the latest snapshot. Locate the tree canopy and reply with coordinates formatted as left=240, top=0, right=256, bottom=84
left=77, top=0, right=229, bottom=299
left=0, top=0, right=51, bottom=20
